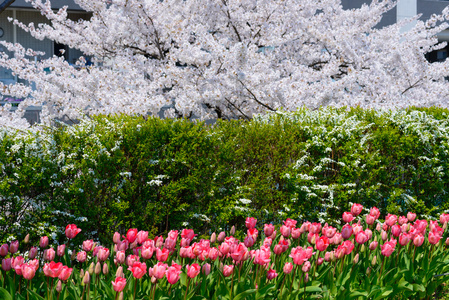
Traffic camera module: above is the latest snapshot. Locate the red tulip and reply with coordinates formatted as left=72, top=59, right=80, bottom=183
left=289, top=247, right=307, bottom=265
left=65, top=224, right=81, bottom=239
left=264, top=224, right=275, bottom=236
left=391, top=225, right=401, bottom=237
left=156, top=248, right=169, bottom=262
left=245, top=217, right=257, bottom=229
left=429, top=231, right=442, bottom=245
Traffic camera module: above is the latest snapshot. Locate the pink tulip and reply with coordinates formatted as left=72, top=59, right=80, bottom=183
left=136, top=231, right=148, bottom=244
left=351, top=203, right=363, bottom=216
left=230, top=243, right=248, bottom=263
left=202, top=263, right=211, bottom=276
left=324, top=251, right=334, bottom=262
left=391, top=225, right=401, bottom=237
left=280, top=225, right=291, bottom=238
left=267, top=268, right=278, bottom=280
left=44, top=248, right=55, bottom=261
left=29, top=259, right=39, bottom=271
left=342, top=240, right=355, bottom=255
left=222, top=265, right=234, bottom=277
left=83, top=240, right=94, bottom=252
left=126, top=228, right=138, bottom=243
left=352, top=223, right=363, bottom=235
left=126, top=255, right=140, bottom=267
left=113, top=232, right=121, bottom=244
left=152, top=262, right=168, bottom=279
left=187, top=263, right=201, bottom=278
left=283, top=262, right=293, bottom=274
left=57, top=245, right=66, bottom=257
left=166, top=266, right=181, bottom=284
left=181, top=229, right=197, bottom=243
left=355, top=231, right=369, bottom=244
left=58, top=266, right=73, bottom=281
left=0, top=244, right=8, bottom=256
left=369, top=241, right=378, bottom=250
left=341, top=224, right=353, bottom=239
left=413, top=234, right=425, bottom=247
left=21, top=263, right=36, bottom=280
left=381, top=230, right=388, bottom=241
left=302, top=261, right=311, bottom=273
left=289, top=247, right=308, bottom=265
left=9, top=241, right=18, bottom=254
left=398, top=216, right=408, bottom=225
left=369, top=207, right=380, bottom=219
left=141, top=244, right=154, bottom=260
left=2, top=258, right=12, bottom=271
left=366, top=214, right=376, bottom=225
left=407, top=212, right=417, bottom=222
left=40, top=236, right=49, bottom=248
left=29, top=247, right=38, bottom=260
left=324, top=226, right=337, bottom=238
left=128, top=262, right=147, bottom=279
left=156, top=248, right=169, bottom=262
left=342, top=212, right=354, bottom=223
left=217, top=231, right=226, bottom=242
left=97, top=247, right=110, bottom=262
left=264, top=224, right=274, bottom=236
left=317, top=257, right=324, bottom=266
left=316, top=236, right=329, bottom=251
left=164, top=238, right=176, bottom=250
left=245, top=217, right=257, bottom=229
left=385, top=214, right=397, bottom=227
left=77, top=251, right=87, bottom=263
left=43, top=261, right=63, bottom=278
left=332, top=233, right=343, bottom=245
left=65, top=224, right=81, bottom=239
left=112, top=277, right=127, bottom=292
left=309, top=223, right=322, bottom=234
left=208, top=247, right=219, bottom=261
left=284, top=218, right=297, bottom=228
left=219, top=243, right=230, bottom=256
left=399, top=233, right=410, bottom=246
left=429, top=231, right=442, bottom=245
left=381, top=241, right=395, bottom=257
left=254, top=248, right=271, bottom=265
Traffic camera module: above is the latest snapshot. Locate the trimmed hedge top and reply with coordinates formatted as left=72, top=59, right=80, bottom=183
left=1, top=107, right=449, bottom=244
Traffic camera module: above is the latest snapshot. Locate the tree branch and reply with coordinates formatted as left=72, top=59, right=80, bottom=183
left=0, top=0, right=15, bottom=15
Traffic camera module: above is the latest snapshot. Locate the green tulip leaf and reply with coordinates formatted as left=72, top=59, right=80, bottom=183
left=0, top=288, right=12, bottom=300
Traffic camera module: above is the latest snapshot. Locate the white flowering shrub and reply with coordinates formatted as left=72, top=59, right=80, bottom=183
left=1, top=107, right=449, bottom=244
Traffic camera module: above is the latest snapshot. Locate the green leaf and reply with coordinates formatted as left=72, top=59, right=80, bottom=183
left=412, top=284, right=425, bottom=292
left=27, top=289, right=45, bottom=300
left=0, top=288, right=12, bottom=300
left=233, top=289, right=257, bottom=300
left=349, top=290, right=368, bottom=299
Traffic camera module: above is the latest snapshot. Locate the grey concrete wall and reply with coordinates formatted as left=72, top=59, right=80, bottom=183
left=417, top=1, right=449, bottom=21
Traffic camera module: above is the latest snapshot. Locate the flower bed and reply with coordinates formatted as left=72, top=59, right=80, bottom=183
left=1, top=204, right=449, bottom=299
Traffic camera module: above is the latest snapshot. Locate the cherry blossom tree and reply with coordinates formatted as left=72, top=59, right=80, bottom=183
left=1, top=0, right=449, bottom=129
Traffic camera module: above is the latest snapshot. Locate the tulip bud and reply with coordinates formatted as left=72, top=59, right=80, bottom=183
left=217, top=232, right=226, bottom=242
left=202, top=263, right=211, bottom=276
left=116, top=266, right=124, bottom=278
left=371, top=255, right=377, bottom=267
left=71, top=251, right=77, bottom=261
left=443, top=222, right=448, bottom=231
left=83, top=271, right=90, bottom=284
left=353, top=253, right=359, bottom=264
left=56, top=280, right=62, bottom=293
left=79, top=269, right=84, bottom=279
left=446, top=237, right=449, bottom=246
left=103, top=263, right=109, bottom=275
left=113, top=232, right=121, bottom=244
left=118, top=292, right=124, bottom=300
left=210, top=233, right=216, bottom=244
left=95, top=262, right=101, bottom=275
left=304, top=273, right=309, bottom=283
left=24, top=234, right=30, bottom=244
left=366, top=267, right=371, bottom=276
left=230, top=226, right=235, bottom=236
left=219, top=262, right=223, bottom=272
left=361, top=244, right=365, bottom=253
left=310, top=235, right=316, bottom=245
left=88, top=262, right=94, bottom=275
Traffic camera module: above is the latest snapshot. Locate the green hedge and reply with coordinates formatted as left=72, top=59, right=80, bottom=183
left=1, top=107, right=449, bottom=245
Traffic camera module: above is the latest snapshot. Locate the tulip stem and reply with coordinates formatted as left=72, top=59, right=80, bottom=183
left=184, top=278, right=190, bottom=300
left=290, top=265, right=297, bottom=293
left=378, top=255, right=386, bottom=286
left=27, top=280, right=30, bottom=300
left=133, top=278, right=137, bottom=300
left=114, top=291, right=118, bottom=300
left=230, top=267, right=235, bottom=300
